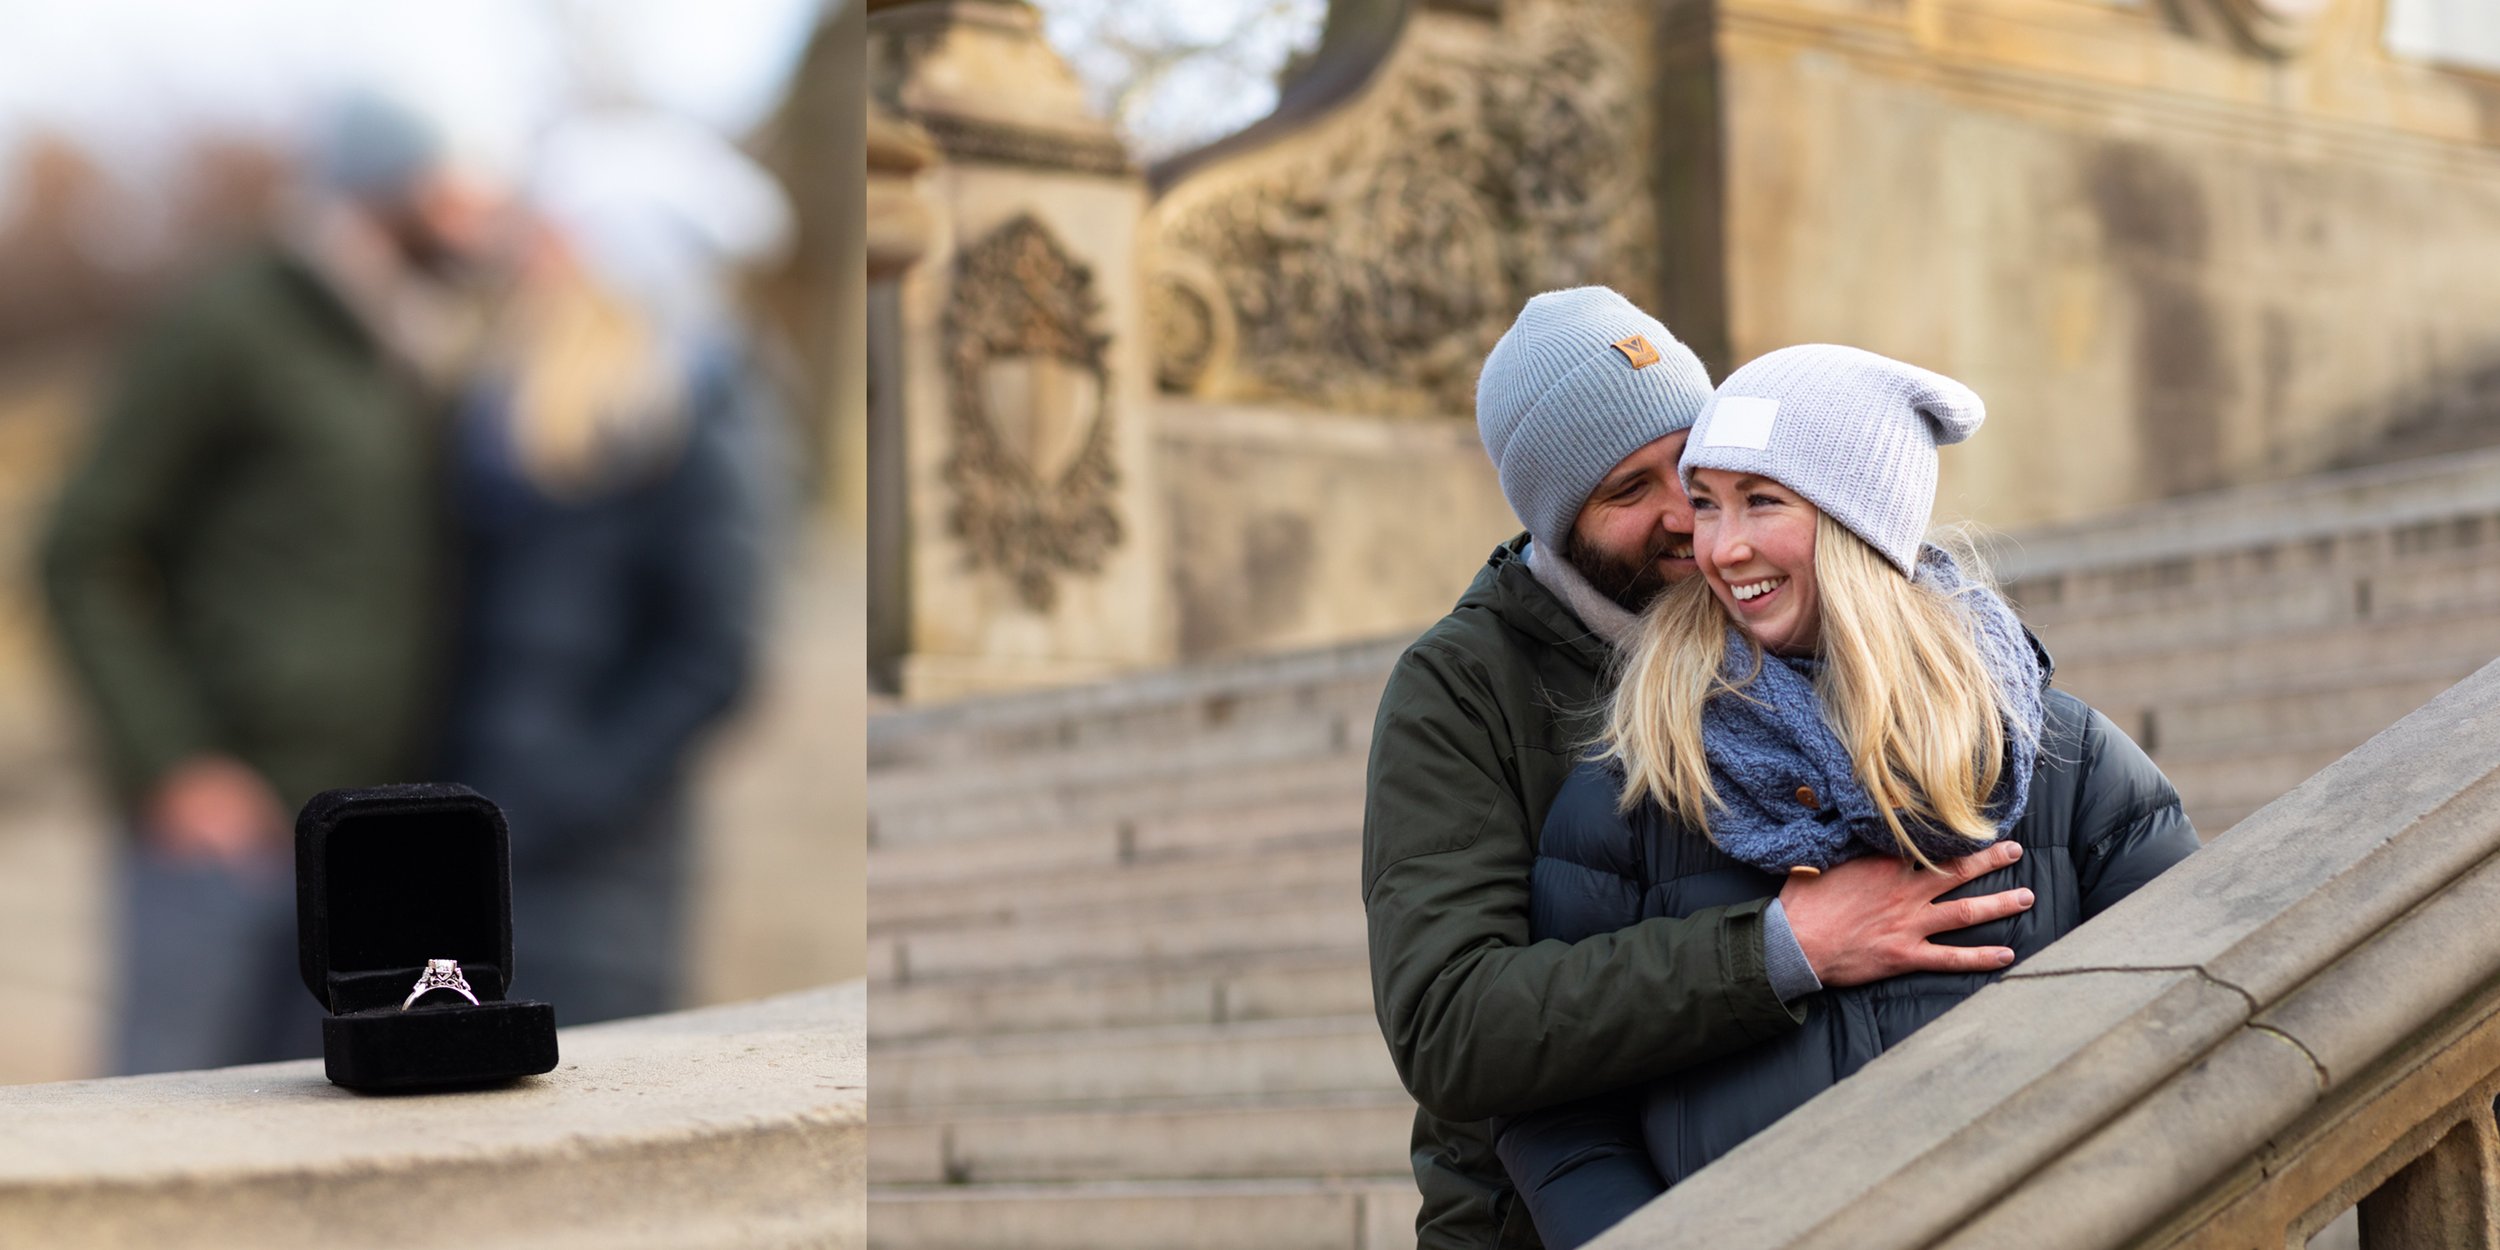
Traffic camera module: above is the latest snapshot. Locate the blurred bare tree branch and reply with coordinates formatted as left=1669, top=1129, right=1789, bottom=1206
left=1033, top=0, right=1327, bottom=162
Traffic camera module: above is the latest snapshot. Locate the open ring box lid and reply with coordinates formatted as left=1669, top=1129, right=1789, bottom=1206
left=296, top=783, right=558, bottom=1090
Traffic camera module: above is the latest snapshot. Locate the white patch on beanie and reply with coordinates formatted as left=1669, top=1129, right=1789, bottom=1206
left=1705, top=396, right=1780, bottom=451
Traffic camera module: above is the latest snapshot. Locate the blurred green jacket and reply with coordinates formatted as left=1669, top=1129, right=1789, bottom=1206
left=39, top=245, right=448, bottom=817
left=1363, top=535, right=1806, bottom=1249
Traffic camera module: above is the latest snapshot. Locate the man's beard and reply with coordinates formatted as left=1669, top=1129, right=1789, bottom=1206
left=1564, top=529, right=1677, bottom=613
left=375, top=207, right=480, bottom=285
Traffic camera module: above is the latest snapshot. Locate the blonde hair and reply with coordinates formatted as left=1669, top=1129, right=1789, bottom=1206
left=499, top=256, right=688, bottom=498
left=1599, top=513, right=2009, bottom=868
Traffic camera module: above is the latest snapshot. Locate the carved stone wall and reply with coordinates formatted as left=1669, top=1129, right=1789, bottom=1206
left=1146, top=0, right=1660, bottom=417
left=941, top=214, right=1123, bottom=611
left=869, top=0, right=1172, bottom=703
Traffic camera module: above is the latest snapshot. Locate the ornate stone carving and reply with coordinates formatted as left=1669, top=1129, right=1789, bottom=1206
left=942, top=214, right=1123, bottom=610
left=915, top=112, right=1133, bottom=177
left=2210, top=0, right=2332, bottom=56
left=869, top=1, right=1134, bottom=177
left=1147, top=253, right=1235, bottom=394
left=1147, top=0, right=1657, bottom=415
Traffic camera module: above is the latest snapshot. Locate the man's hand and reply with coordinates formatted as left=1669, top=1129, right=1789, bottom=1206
left=1780, top=842, right=2032, bottom=987
left=144, top=755, right=287, bottom=868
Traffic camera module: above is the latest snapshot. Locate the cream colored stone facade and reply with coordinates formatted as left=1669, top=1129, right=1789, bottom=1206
left=1681, top=0, right=2500, bottom=529
left=865, top=0, right=2500, bottom=698
left=1159, top=399, right=1515, bottom=661
left=870, top=1, right=1175, bottom=701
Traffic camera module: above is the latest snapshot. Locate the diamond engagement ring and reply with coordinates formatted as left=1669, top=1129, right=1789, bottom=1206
left=400, top=958, right=480, bottom=1010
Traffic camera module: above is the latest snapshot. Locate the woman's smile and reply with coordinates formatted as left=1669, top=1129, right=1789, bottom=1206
left=1687, top=467, right=1822, bottom=655
left=1729, top=575, right=1784, bottom=603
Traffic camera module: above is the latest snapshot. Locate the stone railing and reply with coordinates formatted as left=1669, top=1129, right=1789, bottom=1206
left=1594, top=659, right=2500, bottom=1249
left=0, top=982, right=865, bottom=1249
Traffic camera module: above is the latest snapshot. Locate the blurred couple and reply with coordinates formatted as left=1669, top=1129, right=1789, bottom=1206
left=38, top=92, right=792, bottom=1074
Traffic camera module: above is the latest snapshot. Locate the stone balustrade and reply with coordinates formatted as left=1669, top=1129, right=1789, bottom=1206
left=1593, top=659, right=2500, bottom=1249
left=0, top=982, right=865, bottom=1249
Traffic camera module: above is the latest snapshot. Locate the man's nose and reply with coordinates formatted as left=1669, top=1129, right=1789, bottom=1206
left=1658, top=477, right=1696, bottom=535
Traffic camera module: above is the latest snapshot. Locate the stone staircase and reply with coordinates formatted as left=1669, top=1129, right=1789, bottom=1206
left=866, top=448, right=2500, bottom=1248
left=867, top=642, right=1413, bottom=1250
left=1993, top=444, right=2500, bottom=836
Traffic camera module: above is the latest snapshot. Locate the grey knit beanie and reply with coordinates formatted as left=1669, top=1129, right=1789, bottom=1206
left=1680, top=344, right=1985, bottom=575
left=1475, top=287, right=1713, bottom=554
left=311, top=90, right=445, bottom=205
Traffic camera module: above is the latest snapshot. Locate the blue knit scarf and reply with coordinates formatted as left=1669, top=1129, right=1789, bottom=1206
left=1698, top=545, right=2045, bottom=873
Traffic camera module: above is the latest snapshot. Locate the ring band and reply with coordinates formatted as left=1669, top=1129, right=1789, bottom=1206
left=400, top=958, right=480, bottom=1011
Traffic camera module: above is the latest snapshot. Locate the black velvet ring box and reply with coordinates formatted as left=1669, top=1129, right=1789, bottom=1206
left=296, top=783, right=558, bottom=1091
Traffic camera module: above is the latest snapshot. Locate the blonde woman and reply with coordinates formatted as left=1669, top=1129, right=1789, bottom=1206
left=441, top=116, right=786, bottom=1025
left=1493, top=346, right=2198, bottom=1248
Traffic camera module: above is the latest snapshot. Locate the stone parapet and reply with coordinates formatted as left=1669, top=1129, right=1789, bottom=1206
left=0, top=982, right=865, bottom=1249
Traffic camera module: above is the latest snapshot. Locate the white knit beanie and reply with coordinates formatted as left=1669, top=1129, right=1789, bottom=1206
left=1475, top=287, right=1713, bottom=555
left=1680, top=344, right=1985, bottom=575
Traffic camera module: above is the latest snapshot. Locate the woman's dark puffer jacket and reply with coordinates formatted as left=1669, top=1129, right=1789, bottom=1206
left=1496, top=688, right=2198, bottom=1250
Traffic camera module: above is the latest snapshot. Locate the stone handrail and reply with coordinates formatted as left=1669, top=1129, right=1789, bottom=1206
left=1593, top=659, right=2500, bottom=1249
left=0, top=981, right=864, bottom=1249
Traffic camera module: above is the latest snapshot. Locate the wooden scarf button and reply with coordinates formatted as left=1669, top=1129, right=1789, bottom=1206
left=1795, top=785, right=1818, bottom=808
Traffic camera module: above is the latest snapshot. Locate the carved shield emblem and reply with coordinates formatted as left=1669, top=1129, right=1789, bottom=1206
left=942, top=215, right=1123, bottom=611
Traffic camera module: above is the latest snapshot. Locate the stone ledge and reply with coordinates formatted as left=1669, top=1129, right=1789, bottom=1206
left=0, top=981, right=865, bottom=1249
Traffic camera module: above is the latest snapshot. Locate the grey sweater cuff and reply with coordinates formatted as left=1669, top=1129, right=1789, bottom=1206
left=1762, top=899, right=1824, bottom=1003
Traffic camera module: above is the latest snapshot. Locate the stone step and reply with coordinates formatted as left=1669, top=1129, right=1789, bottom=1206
left=867, top=1178, right=1420, bottom=1250
left=867, top=652, right=1396, bottom=768
left=2005, top=518, right=2500, bottom=621
left=2021, top=574, right=2355, bottom=662
left=867, top=638, right=1406, bottom=771
left=1988, top=445, right=2500, bottom=591
left=869, top=836, right=1359, bottom=931
left=870, top=1090, right=1416, bottom=1185
left=866, top=823, right=1127, bottom=889
left=868, top=949, right=1375, bottom=1044
left=2017, top=545, right=2500, bottom=663
left=866, top=802, right=1365, bottom=900
left=869, top=1014, right=1400, bottom=1115
left=868, top=787, right=1367, bottom=886
left=2156, top=739, right=2356, bottom=837
left=869, top=751, right=1369, bottom=847
left=2122, top=663, right=2468, bottom=757
left=2048, top=609, right=2500, bottom=713
left=871, top=892, right=1366, bottom=986
left=869, top=693, right=1378, bottom=813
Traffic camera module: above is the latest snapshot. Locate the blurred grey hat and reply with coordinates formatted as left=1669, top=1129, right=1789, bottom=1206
left=1474, top=286, right=1713, bottom=554
left=309, top=90, right=445, bottom=204
left=1680, top=343, right=1985, bottom=576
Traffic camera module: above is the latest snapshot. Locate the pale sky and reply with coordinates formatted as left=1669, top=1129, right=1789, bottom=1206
left=2386, top=0, right=2500, bottom=73
left=1032, top=0, right=1325, bottom=163
left=0, top=0, right=827, bottom=213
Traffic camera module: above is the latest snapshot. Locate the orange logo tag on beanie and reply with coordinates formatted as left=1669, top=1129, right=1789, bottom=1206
left=1612, top=335, right=1661, bottom=369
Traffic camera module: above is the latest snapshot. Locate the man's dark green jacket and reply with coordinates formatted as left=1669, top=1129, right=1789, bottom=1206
left=40, top=246, right=448, bottom=816
left=1363, top=536, right=1807, bottom=1249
